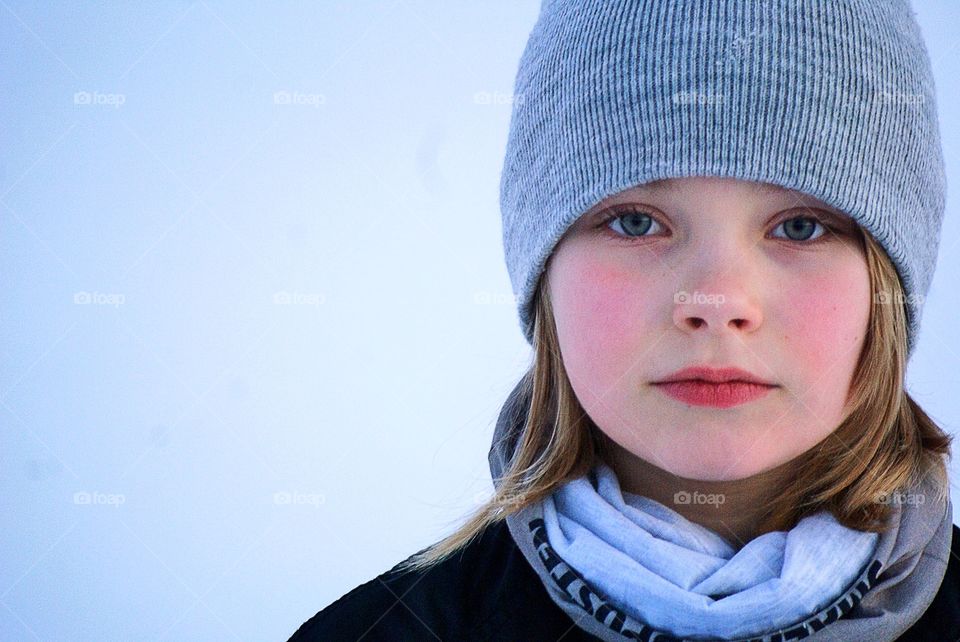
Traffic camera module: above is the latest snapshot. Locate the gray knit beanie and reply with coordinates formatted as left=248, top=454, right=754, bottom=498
left=500, top=0, right=946, bottom=359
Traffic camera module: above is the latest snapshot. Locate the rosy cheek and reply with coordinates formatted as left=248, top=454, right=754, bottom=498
left=552, top=255, right=662, bottom=386
left=776, top=268, right=869, bottom=373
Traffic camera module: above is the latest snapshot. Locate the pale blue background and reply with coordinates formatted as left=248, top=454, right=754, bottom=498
left=2, top=2, right=959, bottom=640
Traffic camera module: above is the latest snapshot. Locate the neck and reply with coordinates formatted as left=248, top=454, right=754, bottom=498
left=600, top=436, right=802, bottom=549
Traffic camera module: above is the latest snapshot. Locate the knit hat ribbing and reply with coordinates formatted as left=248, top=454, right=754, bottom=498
left=499, top=0, right=946, bottom=358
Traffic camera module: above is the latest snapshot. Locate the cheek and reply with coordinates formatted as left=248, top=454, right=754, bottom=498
left=550, top=252, right=666, bottom=389
left=776, top=265, right=870, bottom=374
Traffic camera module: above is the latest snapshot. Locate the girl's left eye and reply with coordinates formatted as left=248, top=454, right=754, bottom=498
left=770, top=215, right=828, bottom=242
left=603, top=208, right=664, bottom=239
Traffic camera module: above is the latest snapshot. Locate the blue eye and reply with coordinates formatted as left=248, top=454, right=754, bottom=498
left=772, top=216, right=826, bottom=242
left=602, top=208, right=664, bottom=239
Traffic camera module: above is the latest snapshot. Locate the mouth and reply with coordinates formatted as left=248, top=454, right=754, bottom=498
left=651, top=379, right=776, bottom=408
left=651, top=365, right=778, bottom=408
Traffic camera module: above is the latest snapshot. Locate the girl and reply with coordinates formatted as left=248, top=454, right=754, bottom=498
left=290, top=1, right=957, bottom=640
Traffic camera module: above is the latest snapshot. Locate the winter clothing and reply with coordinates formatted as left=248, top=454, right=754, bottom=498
left=500, top=0, right=946, bottom=357
left=287, top=521, right=960, bottom=641
left=488, top=377, right=956, bottom=641
left=529, top=461, right=882, bottom=638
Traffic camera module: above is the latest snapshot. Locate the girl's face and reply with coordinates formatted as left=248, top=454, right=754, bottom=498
left=547, top=176, right=871, bottom=481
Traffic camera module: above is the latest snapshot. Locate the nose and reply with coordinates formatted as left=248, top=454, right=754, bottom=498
left=671, top=283, right=763, bottom=337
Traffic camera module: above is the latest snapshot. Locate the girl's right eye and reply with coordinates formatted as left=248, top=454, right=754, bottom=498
left=597, top=207, right=667, bottom=242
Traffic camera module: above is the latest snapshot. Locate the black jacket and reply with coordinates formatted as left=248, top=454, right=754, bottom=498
left=289, top=521, right=960, bottom=641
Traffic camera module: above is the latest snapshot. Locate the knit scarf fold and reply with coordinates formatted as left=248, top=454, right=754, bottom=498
left=488, top=378, right=953, bottom=642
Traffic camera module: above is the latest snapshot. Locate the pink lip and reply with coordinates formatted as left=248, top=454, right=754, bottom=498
left=652, top=365, right=778, bottom=408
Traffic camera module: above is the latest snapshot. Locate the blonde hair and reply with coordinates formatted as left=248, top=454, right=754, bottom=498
left=395, top=227, right=952, bottom=574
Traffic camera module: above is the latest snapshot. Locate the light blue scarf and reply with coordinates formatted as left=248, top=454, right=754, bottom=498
left=489, top=378, right=953, bottom=641
left=541, top=460, right=878, bottom=639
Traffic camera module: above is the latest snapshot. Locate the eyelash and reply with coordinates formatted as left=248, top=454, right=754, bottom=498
left=594, top=207, right=845, bottom=246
